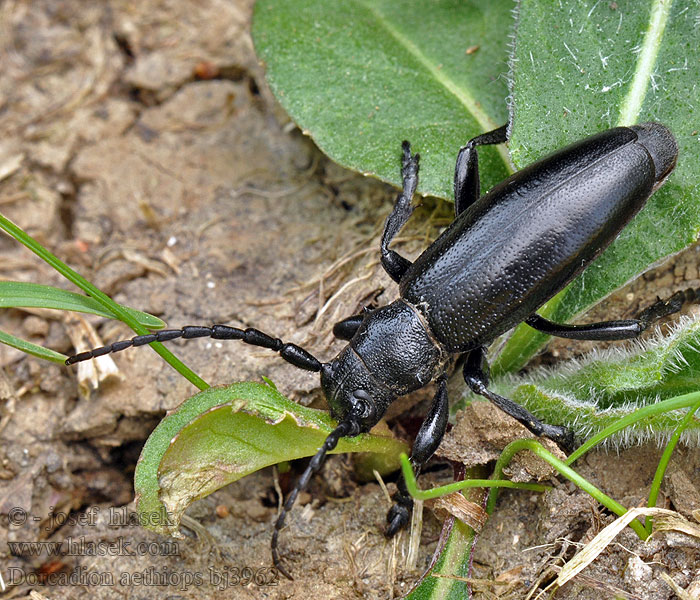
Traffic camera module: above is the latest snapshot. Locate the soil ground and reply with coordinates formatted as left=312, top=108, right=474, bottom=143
left=1, top=2, right=699, bottom=599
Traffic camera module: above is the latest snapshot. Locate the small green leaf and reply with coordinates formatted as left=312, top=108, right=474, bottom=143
left=253, top=0, right=513, bottom=198
left=134, top=382, right=408, bottom=535
left=0, top=329, right=66, bottom=363
left=0, top=281, right=164, bottom=328
left=495, top=0, right=700, bottom=373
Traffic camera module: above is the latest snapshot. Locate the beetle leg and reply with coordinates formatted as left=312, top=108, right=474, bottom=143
left=332, top=314, right=364, bottom=340
left=462, top=348, right=574, bottom=450
left=454, top=124, right=508, bottom=216
left=525, top=287, right=700, bottom=341
left=380, top=141, right=420, bottom=283
left=386, top=374, right=449, bottom=537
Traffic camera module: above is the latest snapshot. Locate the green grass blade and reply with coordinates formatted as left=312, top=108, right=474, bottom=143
left=0, top=281, right=164, bottom=328
left=645, top=395, right=700, bottom=533
left=0, top=329, right=67, bottom=363
left=488, top=439, right=647, bottom=539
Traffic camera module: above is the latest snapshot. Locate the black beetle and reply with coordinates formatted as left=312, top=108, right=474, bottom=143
left=66, top=122, right=681, bottom=579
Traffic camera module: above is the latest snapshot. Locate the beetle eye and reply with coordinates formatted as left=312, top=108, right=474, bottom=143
left=351, top=389, right=375, bottom=421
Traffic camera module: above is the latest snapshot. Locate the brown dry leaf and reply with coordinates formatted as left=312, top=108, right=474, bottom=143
left=426, top=492, right=488, bottom=533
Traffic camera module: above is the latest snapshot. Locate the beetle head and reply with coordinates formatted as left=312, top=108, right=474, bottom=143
left=320, top=346, right=396, bottom=433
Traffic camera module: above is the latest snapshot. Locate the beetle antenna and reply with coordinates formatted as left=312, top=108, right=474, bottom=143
left=64, top=325, right=323, bottom=372
left=272, top=417, right=361, bottom=580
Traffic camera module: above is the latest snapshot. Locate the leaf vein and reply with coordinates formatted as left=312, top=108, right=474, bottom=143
left=618, top=0, right=673, bottom=125
left=353, top=0, right=511, bottom=169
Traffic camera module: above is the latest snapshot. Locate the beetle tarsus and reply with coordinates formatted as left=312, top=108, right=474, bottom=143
left=385, top=494, right=412, bottom=538
left=454, top=124, right=508, bottom=216
left=525, top=286, right=700, bottom=342
left=637, top=287, right=700, bottom=329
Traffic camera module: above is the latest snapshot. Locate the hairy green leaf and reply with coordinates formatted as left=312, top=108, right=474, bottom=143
left=486, top=317, right=700, bottom=446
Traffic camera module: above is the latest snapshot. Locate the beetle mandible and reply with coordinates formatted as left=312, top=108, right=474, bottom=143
left=66, top=122, right=681, bottom=579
